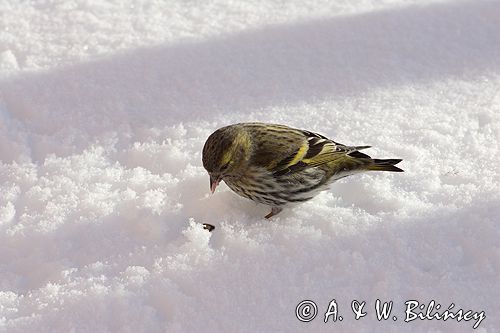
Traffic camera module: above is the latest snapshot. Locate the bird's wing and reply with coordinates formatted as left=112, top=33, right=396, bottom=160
left=270, top=130, right=372, bottom=177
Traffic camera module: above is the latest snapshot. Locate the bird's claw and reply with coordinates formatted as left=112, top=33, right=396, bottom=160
left=265, top=207, right=283, bottom=219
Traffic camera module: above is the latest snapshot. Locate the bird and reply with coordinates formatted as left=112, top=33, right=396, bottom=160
left=202, top=122, right=403, bottom=219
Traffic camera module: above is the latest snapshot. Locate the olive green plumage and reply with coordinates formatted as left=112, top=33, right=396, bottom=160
left=202, top=122, right=403, bottom=218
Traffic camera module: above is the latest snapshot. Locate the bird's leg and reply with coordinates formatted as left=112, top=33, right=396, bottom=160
left=265, top=207, right=283, bottom=219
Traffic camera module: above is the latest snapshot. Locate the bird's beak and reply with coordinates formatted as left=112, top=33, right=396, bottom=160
left=210, top=175, right=220, bottom=194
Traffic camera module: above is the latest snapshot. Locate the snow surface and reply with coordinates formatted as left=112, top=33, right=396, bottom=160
left=1, top=0, right=500, bottom=332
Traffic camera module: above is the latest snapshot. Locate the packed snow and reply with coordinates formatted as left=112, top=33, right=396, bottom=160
left=1, top=0, right=499, bottom=332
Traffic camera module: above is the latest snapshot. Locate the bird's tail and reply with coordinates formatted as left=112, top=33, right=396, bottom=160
left=367, top=159, right=404, bottom=172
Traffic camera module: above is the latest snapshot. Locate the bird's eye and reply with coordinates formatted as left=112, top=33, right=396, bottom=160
left=220, top=162, right=230, bottom=171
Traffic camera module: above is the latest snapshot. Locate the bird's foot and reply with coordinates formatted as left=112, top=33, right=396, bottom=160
left=265, top=207, right=283, bottom=219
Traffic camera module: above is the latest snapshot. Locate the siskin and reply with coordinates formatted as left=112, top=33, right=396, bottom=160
left=202, top=122, right=403, bottom=219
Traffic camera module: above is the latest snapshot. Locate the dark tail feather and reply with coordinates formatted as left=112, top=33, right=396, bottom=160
left=368, top=159, right=404, bottom=172
left=353, top=145, right=371, bottom=151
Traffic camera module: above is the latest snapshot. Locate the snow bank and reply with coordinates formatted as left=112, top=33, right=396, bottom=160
left=1, top=0, right=499, bottom=332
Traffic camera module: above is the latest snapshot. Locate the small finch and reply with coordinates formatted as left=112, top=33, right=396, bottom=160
left=202, top=122, right=403, bottom=219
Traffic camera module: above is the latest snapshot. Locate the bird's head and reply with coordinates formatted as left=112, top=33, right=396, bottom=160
left=202, top=125, right=251, bottom=193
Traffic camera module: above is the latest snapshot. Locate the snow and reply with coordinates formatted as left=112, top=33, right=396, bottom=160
left=1, top=0, right=499, bottom=332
